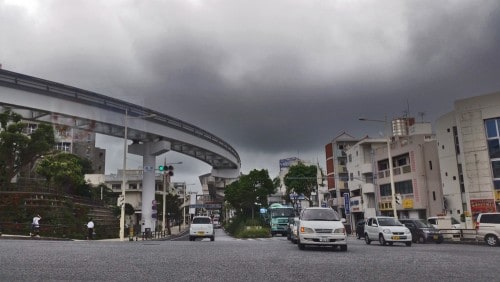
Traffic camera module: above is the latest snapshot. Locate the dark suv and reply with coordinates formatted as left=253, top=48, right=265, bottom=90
left=399, top=219, right=443, bottom=244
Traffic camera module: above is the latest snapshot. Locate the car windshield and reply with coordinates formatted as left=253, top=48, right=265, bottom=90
left=414, top=220, right=433, bottom=228
left=378, top=218, right=402, bottom=226
left=192, top=217, right=211, bottom=224
left=302, top=209, right=340, bottom=221
left=271, top=208, right=295, bottom=217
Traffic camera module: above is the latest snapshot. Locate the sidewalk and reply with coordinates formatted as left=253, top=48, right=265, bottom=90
left=101, top=224, right=189, bottom=242
left=0, top=224, right=189, bottom=242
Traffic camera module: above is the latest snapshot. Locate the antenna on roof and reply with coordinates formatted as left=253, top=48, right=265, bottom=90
left=418, top=112, right=425, bottom=123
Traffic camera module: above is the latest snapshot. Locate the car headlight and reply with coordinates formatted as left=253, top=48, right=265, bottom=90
left=382, top=229, right=391, bottom=234
left=423, top=229, right=430, bottom=233
left=404, top=229, right=411, bottom=234
left=333, top=228, right=345, bottom=234
left=300, top=227, right=314, bottom=233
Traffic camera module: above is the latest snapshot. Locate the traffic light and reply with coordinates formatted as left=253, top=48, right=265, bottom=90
left=395, top=194, right=402, bottom=205
left=158, top=165, right=174, bottom=176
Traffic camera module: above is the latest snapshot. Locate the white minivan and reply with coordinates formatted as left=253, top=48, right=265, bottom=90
left=296, top=207, right=347, bottom=251
left=475, top=213, right=500, bottom=246
left=189, top=216, right=215, bottom=241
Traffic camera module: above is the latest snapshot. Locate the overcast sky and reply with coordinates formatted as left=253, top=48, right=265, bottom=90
left=2, top=0, right=500, bottom=191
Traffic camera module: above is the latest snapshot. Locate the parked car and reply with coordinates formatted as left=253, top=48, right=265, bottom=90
left=355, top=220, right=365, bottom=239
left=297, top=207, right=347, bottom=251
left=287, top=217, right=299, bottom=244
left=399, top=218, right=443, bottom=244
left=213, top=219, right=221, bottom=229
left=475, top=213, right=500, bottom=246
left=364, top=216, right=412, bottom=246
left=189, top=216, right=215, bottom=241
left=427, top=216, right=461, bottom=240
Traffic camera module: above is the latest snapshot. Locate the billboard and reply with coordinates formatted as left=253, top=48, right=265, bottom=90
left=279, top=157, right=299, bottom=170
left=470, top=199, right=496, bottom=215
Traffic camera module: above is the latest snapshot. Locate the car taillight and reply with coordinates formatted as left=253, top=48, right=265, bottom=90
left=475, top=222, right=479, bottom=230
left=300, top=227, right=304, bottom=233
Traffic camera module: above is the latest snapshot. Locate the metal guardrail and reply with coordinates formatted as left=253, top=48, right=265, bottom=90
left=438, top=228, right=479, bottom=243
left=0, top=69, right=240, bottom=165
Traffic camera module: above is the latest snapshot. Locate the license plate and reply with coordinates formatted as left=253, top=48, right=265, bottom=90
left=320, top=237, right=329, bottom=242
left=197, top=231, right=204, bottom=235
left=392, top=236, right=400, bottom=240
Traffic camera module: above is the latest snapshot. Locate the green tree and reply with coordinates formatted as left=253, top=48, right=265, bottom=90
left=224, top=169, right=274, bottom=217
left=284, top=162, right=318, bottom=207
left=0, top=109, right=55, bottom=187
left=155, top=193, right=182, bottom=234
left=35, top=153, right=91, bottom=195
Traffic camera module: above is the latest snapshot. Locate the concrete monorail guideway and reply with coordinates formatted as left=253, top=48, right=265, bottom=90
left=0, top=68, right=240, bottom=233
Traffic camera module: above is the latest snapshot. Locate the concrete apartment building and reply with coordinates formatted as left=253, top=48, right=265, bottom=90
left=345, top=138, right=386, bottom=223
left=325, top=132, right=360, bottom=217
left=373, top=121, right=444, bottom=220
left=436, top=91, right=500, bottom=228
left=341, top=119, right=444, bottom=224
left=24, top=121, right=106, bottom=174
left=95, top=169, right=184, bottom=230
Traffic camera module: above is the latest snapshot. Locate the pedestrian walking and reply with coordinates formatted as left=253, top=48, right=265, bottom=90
left=87, top=218, right=95, bottom=240
left=31, top=214, right=41, bottom=237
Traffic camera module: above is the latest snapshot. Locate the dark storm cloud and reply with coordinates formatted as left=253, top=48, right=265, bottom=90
left=2, top=0, right=500, bottom=181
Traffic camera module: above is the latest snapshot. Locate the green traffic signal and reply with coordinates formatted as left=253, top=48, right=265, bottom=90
left=158, top=165, right=165, bottom=171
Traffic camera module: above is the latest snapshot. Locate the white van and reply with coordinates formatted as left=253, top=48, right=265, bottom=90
left=297, top=207, right=347, bottom=251
left=475, top=213, right=500, bottom=246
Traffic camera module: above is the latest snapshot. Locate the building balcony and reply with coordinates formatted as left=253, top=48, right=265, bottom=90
left=362, top=183, right=375, bottom=194
left=359, top=163, right=373, bottom=174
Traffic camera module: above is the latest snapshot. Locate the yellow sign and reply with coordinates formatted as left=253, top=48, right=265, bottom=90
left=403, top=198, right=413, bottom=209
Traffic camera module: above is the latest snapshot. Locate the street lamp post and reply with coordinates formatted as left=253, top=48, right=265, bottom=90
left=161, top=161, right=182, bottom=233
left=120, top=109, right=156, bottom=241
left=359, top=115, right=398, bottom=219
left=183, top=184, right=196, bottom=229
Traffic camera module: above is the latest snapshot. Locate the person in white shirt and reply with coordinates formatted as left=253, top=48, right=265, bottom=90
left=87, top=219, right=95, bottom=240
left=31, top=214, right=41, bottom=237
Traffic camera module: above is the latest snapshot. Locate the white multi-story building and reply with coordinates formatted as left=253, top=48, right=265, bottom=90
left=436, top=91, right=500, bottom=228
left=346, top=137, right=386, bottom=222
left=87, top=169, right=185, bottom=230
left=345, top=119, right=444, bottom=223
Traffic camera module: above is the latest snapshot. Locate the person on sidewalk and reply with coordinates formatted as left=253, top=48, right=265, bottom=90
left=87, top=219, right=95, bottom=240
left=31, top=214, right=41, bottom=237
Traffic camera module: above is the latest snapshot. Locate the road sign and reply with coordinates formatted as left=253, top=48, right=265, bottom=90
left=344, top=193, right=350, bottom=214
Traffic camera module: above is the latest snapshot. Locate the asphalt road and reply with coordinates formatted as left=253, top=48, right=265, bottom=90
left=1, top=229, right=498, bottom=281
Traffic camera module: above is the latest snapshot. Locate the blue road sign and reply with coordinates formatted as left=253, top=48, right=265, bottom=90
left=343, top=193, right=350, bottom=214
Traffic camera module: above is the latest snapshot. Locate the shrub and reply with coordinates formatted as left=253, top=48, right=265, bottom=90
left=236, top=227, right=271, bottom=238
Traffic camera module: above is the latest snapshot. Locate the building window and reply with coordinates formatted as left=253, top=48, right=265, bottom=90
left=55, top=142, right=71, bottom=152
left=380, top=184, right=392, bottom=196
left=433, top=191, right=436, bottom=201
left=380, top=180, right=413, bottom=196
left=485, top=119, right=498, bottom=138
left=429, top=161, right=433, bottom=170
left=485, top=118, right=500, bottom=191
left=395, top=180, right=413, bottom=195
